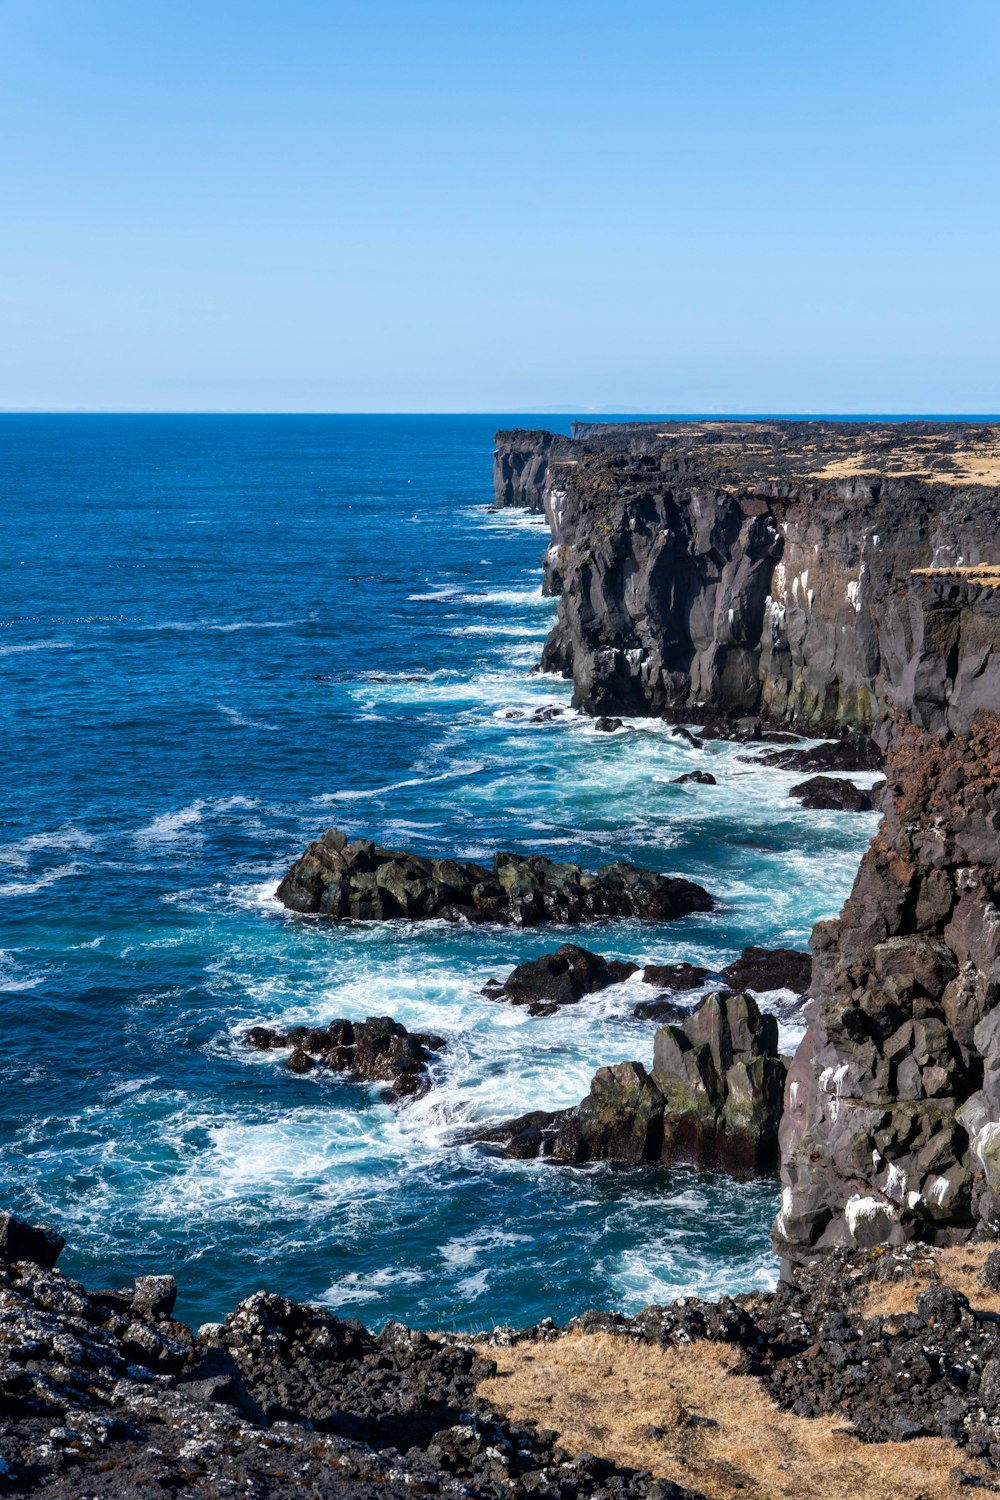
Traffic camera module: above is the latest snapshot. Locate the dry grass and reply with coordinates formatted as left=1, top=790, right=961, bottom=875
left=478, top=1332, right=983, bottom=1499
left=863, top=1242, right=1000, bottom=1320
left=911, top=565, right=1000, bottom=587
left=811, top=432, right=1000, bottom=486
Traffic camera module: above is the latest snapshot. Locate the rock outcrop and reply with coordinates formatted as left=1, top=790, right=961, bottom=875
left=0, top=1210, right=697, bottom=1498
left=788, top=775, right=885, bottom=812
left=276, top=828, right=712, bottom=926
left=245, top=1015, right=445, bottom=1098
left=474, top=991, right=787, bottom=1178
left=497, top=419, right=1000, bottom=733
left=776, top=574, right=1000, bottom=1257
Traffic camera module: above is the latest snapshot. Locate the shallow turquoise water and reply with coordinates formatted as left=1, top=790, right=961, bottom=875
left=0, top=415, right=878, bottom=1327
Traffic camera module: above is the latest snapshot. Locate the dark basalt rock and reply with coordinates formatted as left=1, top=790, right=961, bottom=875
left=642, top=961, right=714, bottom=990
left=755, top=730, right=884, bottom=772
left=473, top=991, right=787, bottom=1178
left=0, top=1209, right=64, bottom=1269
left=720, top=945, right=812, bottom=995
left=632, top=995, right=691, bottom=1022
left=0, top=1211, right=703, bottom=1499
left=277, top=827, right=713, bottom=927
left=594, top=715, right=624, bottom=732
left=245, top=1015, right=445, bottom=1099
left=672, top=770, right=717, bottom=785
left=789, top=774, right=885, bottom=812
left=509, top=418, right=1000, bottom=736
left=484, top=943, right=638, bottom=1015
left=776, top=577, right=1000, bottom=1258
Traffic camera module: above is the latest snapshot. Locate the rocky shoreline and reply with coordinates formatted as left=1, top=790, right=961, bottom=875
left=4, top=1208, right=1000, bottom=1497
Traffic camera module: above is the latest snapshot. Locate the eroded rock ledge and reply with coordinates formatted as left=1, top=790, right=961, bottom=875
left=276, top=828, right=713, bottom=926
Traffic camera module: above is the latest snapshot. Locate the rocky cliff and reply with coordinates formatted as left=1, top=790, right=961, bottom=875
left=497, top=420, right=1000, bottom=732
left=776, top=571, right=1000, bottom=1257
left=496, top=421, right=1000, bottom=1258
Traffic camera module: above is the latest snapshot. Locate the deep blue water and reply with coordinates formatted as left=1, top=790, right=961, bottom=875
left=0, top=415, right=878, bottom=1330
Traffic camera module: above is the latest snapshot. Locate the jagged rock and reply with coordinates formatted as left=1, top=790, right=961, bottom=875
left=0, top=1209, right=64, bottom=1268
left=473, top=991, right=787, bottom=1178
left=672, top=770, right=717, bottom=785
left=0, top=1211, right=706, bottom=1498
left=245, top=1015, right=445, bottom=1099
left=594, top=715, right=624, bottom=732
left=133, top=1275, right=178, bottom=1321
left=632, top=996, right=692, bottom=1022
left=777, top=576, right=1000, bottom=1257
left=789, top=774, right=885, bottom=812
left=484, top=944, right=637, bottom=1014
left=277, top=827, right=713, bottom=927
left=642, top=961, right=714, bottom=990
left=720, top=946, right=812, bottom=995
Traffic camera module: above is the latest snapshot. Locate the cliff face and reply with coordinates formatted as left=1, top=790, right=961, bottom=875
left=492, top=429, right=572, bottom=513
left=499, top=420, right=1000, bottom=1256
left=777, top=574, right=1000, bottom=1256
left=506, top=420, right=1000, bottom=733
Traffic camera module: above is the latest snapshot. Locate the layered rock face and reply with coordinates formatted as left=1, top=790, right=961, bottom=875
left=776, top=575, right=1000, bottom=1257
left=476, top=991, right=787, bottom=1178
left=277, top=827, right=712, bottom=926
left=492, top=429, right=573, bottom=512
left=497, top=419, right=1000, bottom=730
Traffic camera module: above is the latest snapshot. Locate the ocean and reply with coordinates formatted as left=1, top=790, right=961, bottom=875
left=0, top=414, right=878, bottom=1329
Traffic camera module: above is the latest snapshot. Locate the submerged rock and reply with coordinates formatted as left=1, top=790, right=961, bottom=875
left=473, top=991, right=788, bottom=1178
left=276, top=827, right=713, bottom=926
left=245, top=1015, right=445, bottom=1099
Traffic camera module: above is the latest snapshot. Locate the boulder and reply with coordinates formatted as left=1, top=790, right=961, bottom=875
left=0, top=1211, right=64, bottom=1269
left=720, top=946, right=812, bottom=995
left=672, top=770, right=717, bottom=785
left=484, top=944, right=637, bottom=1013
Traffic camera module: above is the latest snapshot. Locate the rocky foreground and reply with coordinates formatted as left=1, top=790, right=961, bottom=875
left=276, top=829, right=712, bottom=926
left=5, top=1209, right=1000, bottom=1498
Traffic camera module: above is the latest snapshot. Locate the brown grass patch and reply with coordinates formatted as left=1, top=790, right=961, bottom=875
left=863, top=1242, right=1000, bottom=1321
left=811, top=431, right=1000, bottom=486
left=912, top=565, right=1000, bottom=587
left=478, top=1332, right=983, bottom=1498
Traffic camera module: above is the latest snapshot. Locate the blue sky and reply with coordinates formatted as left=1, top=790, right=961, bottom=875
left=1, top=0, right=998, bottom=412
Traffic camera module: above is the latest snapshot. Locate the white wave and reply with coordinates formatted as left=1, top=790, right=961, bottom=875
left=0, top=639, right=73, bottom=656
left=439, top=1228, right=533, bottom=1271
left=320, top=1267, right=426, bottom=1308
left=133, top=802, right=204, bottom=845
left=449, top=624, right=542, bottom=638
left=0, top=826, right=97, bottom=868
left=218, top=704, right=278, bottom=731
left=407, top=587, right=463, bottom=602
left=143, top=619, right=305, bottom=634
left=313, top=763, right=485, bottom=804
left=454, top=1269, right=490, bottom=1300
left=0, top=862, right=81, bottom=897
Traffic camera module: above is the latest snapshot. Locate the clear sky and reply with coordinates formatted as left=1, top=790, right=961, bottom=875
left=2, top=0, right=998, bottom=413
